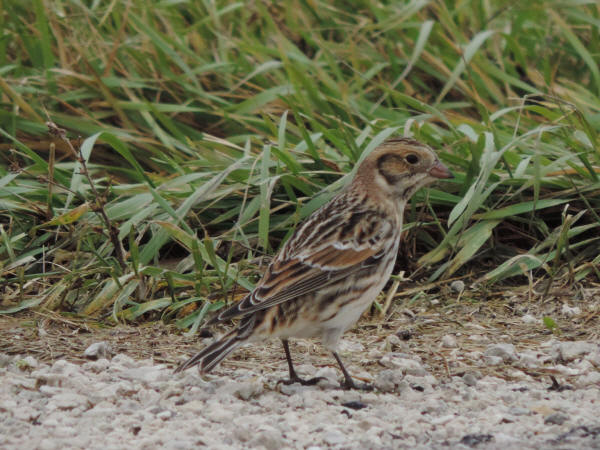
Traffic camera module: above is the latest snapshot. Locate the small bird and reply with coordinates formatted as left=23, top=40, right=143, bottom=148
left=175, top=137, right=452, bottom=389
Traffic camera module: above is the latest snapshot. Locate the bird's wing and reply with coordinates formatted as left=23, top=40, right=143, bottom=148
left=211, top=206, right=396, bottom=323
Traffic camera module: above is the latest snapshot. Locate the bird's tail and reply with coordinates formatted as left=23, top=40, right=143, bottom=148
left=174, top=329, right=241, bottom=374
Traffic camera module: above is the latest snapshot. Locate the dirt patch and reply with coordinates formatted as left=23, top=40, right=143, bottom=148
left=2, top=282, right=598, bottom=380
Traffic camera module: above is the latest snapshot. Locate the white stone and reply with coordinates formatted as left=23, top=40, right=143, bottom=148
left=47, top=392, right=89, bottom=410
left=34, top=372, right=66, bottom=388
left=450, top=280, right=465, bottom=293
left=21, top=356, right=38, bottom=369
left=313, top=366, right=338, bottom=382
left=234, top=379, right=264, bottom=400
left=574, top=371, right=600, bottom=388
left=405, top=374, right=437, bottom=392
left=338, top=339, right=364, bottom=353
left=379, top=354, right=428, bottom=376
left=39, top=385, right=64, bottom=396
left=38, top=439, right=59, bottom=450
left=484, top=343, right=518, bottom=363
left=278, top=383, right=308, bottom=396
left=521, top=314, right=537, bottom=324
left=54, top=426, right=77, bottom=437
left=84, top=341, right=112, bottom=360
left=233, top=425, right=252, bottom=442
left=518, top=353, right=540, bottom=369
left=248, top=426, right=283, bottom=450
left=50, top=359, right=80, bottom=374
left=110, top=354, right=137, bottom=368
left=573, top=359, right=594, bottom=373
left=156, top=410, right=174, bottom=420
left=381, top=334, right=410, bottom=352
left=118, top=366, right=169, bottom=384
left=82, top=358, right=111, bottom=373
left=549, top=365, right=581, bottom=376
left=137, top=388, right=161, bottom=406
left=429, top=414, right=455, bottom=425
left=0, top=398, right=18, bottom=411
left=483, top=355, right=503, bottom=366
left=177, top=400, right=206, bottom=413
left=374, top=369, right=404, bottom=393
left=557, top=341, right=597, bottom=361
left=13, top=405, right=39, bottom=421
left=0, top=353, right=13, bottom=368
left=585, top=351, right=600, bottom=367
left=441, top=334, right=458, bottom=348
left=323, top=430, right=346, bottom=445
left=462, top=373, right=478, bottom=387
left=9, top=374, right=35, bottom=390
left=561, top=304, right=581, bottom=317
left=508, top=406, right=530, bottom=416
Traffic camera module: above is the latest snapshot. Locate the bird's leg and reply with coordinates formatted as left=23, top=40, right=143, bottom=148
left=332, top=351, right=373, bottom=391
left=278, top=339, right=326, bottom=386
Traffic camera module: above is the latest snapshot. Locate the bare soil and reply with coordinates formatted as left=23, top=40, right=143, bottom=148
left=2, top=281, right=598, bottom=383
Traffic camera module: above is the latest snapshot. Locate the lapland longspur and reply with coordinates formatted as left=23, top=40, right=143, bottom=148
left=175, top=137, right=452, bottom=389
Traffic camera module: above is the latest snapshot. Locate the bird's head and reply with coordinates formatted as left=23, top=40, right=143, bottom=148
left=354, top=137, right=453, bottom=202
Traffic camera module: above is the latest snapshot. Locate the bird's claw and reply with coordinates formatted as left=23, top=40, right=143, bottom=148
left=277, top=376, right=327, bottom=386
left=340, top=379, right=374, bottom=391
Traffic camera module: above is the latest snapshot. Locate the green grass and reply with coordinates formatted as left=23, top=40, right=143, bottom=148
left=1, top=0, right=599, bottom=325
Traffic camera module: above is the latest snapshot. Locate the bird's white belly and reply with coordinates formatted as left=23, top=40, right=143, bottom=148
left=292, top=240, right=399, bottom=349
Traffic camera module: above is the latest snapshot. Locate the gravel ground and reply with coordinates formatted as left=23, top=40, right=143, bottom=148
left=2, top=284, right=599, bottom=449
left=1, top=335, right=599, bottom=450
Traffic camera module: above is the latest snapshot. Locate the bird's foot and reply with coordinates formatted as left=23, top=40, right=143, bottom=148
left=278, top=375, right=327, bottom=386
left=339, top=378, right=374, bottom=391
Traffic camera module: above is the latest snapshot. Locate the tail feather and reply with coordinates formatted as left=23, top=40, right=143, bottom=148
left=174, top=330, right=240, bottom=374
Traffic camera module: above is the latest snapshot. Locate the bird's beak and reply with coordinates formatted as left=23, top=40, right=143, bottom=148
left=429, top=161, right=453, bottom=179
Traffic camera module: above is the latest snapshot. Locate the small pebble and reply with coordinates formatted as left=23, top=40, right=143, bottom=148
left=374, top=369, right=404, bottom=393
left=521, top=314, right=537, bottom=324
left=561, top=304, right=581, bottom=317
left=0, top=354, right=13, bottom=368
left=441, top=334, right=458, bottom=348
left=483, top=355, right=503, bottom=366
left=382, top=334, right=403, bottom=352
left=157, top=410, right=175, bottom=421
left=84, top=342, right=112, bottom=360
left=450, top=280, right=465, bottom=293
left=508, top=407, right=530, bottom=416
left=18, top=356, right=39, bottom=370
left=323, top=431, right=347, bottom=445
left=462, top=373, right=478, bottom=387
left=379, top=354, right=427, bottom=376
left=249, top=427, right=283, bottom=450
left=545, top=413, right=569, bottom=425
left=557, top=341, right=597, bottom=361
left=234, top=380, right=264, bottom=400
left=484, top=343, right=518, bottom=363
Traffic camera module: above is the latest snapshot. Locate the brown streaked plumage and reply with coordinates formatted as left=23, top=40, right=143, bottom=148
left=175, top=137, right=453, bottom=389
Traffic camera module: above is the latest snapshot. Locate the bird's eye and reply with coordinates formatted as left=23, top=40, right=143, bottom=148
left=405, top=154, right=419, bottom=165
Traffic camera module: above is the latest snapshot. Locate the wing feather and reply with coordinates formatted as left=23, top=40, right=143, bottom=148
left=210, top=203, right=397, bottom=324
